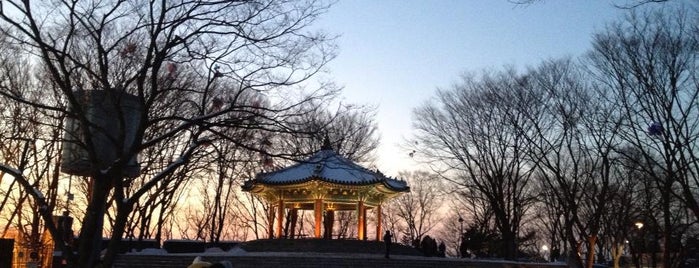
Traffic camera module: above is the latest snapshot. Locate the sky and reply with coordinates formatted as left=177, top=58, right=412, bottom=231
left=313, top=0, right=686, bottom=176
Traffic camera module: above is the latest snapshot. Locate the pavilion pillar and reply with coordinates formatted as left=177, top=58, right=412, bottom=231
left=289, top=208, right=298, bottom=239
left=323, top=210, right=335, bottom=239
left=376, top=205, right=382, bottom=241
left=314, top=199, right=323, bottom=238
left=276, top=199, right=284, bottom=239
left=362, top=206, right=367, bottom=240
left=357, top=201, right=365, bottom=240
left=268, top=205, right=275, bottom=239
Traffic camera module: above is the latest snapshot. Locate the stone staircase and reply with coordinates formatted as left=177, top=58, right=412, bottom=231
left=113, top=253, right=567, bottom=268
left=239, top=239, right=423, bottom=256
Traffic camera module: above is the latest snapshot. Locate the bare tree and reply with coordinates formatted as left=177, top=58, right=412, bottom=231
left=278, top=102, right=380, bottom=163
left=530, top=175, right=566, bottom=262
left=120, top=79, right=208, bottom=244
left=524, top=59, right=624, bottom=267
left=0, top=35, right=69, bottom=266
left=588, top=9, right=699, bottom=268
left=384, top=171, right=443, bottom=246
left=189, top=140, right=253, bottom=243
left=597, top=147, right=649, bottom=268
left=0, top=1, right=336, bottom=267
left=412, top=70, right=537, bottom=260
left=509, top=0, right=675, bottom=8
left=236, top=185, right=274, bottom=240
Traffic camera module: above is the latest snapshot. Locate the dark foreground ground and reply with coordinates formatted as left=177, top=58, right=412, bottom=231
left=113, top=239, right=566, bottom=268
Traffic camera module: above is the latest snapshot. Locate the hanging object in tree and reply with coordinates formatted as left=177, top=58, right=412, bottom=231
left=61, top=90, right=142, bottom=177
left=648, top=121, right=664, bottom=136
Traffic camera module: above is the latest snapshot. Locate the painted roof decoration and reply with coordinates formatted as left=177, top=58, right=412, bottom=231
left=242, top=146, right=409, bottom=192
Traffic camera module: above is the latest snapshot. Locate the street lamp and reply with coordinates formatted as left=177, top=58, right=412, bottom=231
left=542, top=245, right=550, bottom=262
left=458, top=217, right=464, bottom=258
left=634, top=221, right=644, bottom=268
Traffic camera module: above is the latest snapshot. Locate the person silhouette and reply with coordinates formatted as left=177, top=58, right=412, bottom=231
left=383, top=230, right=393, bottom=259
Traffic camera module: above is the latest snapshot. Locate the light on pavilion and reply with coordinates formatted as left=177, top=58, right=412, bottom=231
left=242, top=143, right=409, bottom=240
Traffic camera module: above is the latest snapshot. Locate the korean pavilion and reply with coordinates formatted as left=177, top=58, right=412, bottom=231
left=242, top=143, right=410, bottom=241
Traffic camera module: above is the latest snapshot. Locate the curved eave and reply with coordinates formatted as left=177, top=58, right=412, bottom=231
left=252, top=149, right=391, bottom=183
left=243, top=178, right=408, bottom=193
left=246, top=174, right=381, bottom=187
left=243, top=149, right=411, bottom=203
left=378, top=181, right=410, bottom=193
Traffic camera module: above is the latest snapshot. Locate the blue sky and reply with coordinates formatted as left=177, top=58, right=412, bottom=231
left=314, top=1, right=683, bottom=175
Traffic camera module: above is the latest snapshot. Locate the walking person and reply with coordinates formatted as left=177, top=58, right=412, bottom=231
left=383, top=230, right=393, bottom=259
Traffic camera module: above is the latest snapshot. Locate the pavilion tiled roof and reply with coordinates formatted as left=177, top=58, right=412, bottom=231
left=242, top=148, right=409, bottom=192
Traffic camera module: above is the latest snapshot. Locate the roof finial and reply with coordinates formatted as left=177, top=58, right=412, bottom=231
left=321, top=135, right=333, bottom=151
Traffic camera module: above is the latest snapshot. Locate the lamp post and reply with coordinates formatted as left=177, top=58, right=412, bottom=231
left=458, top=217, right=464, bottom=258
left=635, top=221, right=644, bottom=268
left=635, top=221, right=644, bottom=230
left=542, top=245, right=550, bottom=262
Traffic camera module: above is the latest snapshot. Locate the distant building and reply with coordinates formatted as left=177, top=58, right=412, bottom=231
left=2, top=227, right=54, bottom=268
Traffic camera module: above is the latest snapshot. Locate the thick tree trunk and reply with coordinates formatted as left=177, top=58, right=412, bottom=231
left=76, top=175, right=112, bottom=268
left=101, top=202, right=132, bottom=268
left=567, top=250, right=584, bottom=268
left=586, top=235, right=597, bottom=268
left=612, top=243, right=624, bottom=268
left=502, top=230, right=517, bottom=260
left=662, top=174, right=672, bottom=268
left=565, top=227, right=583, bottom=268
left=493, top=208, right=517, bottom=260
